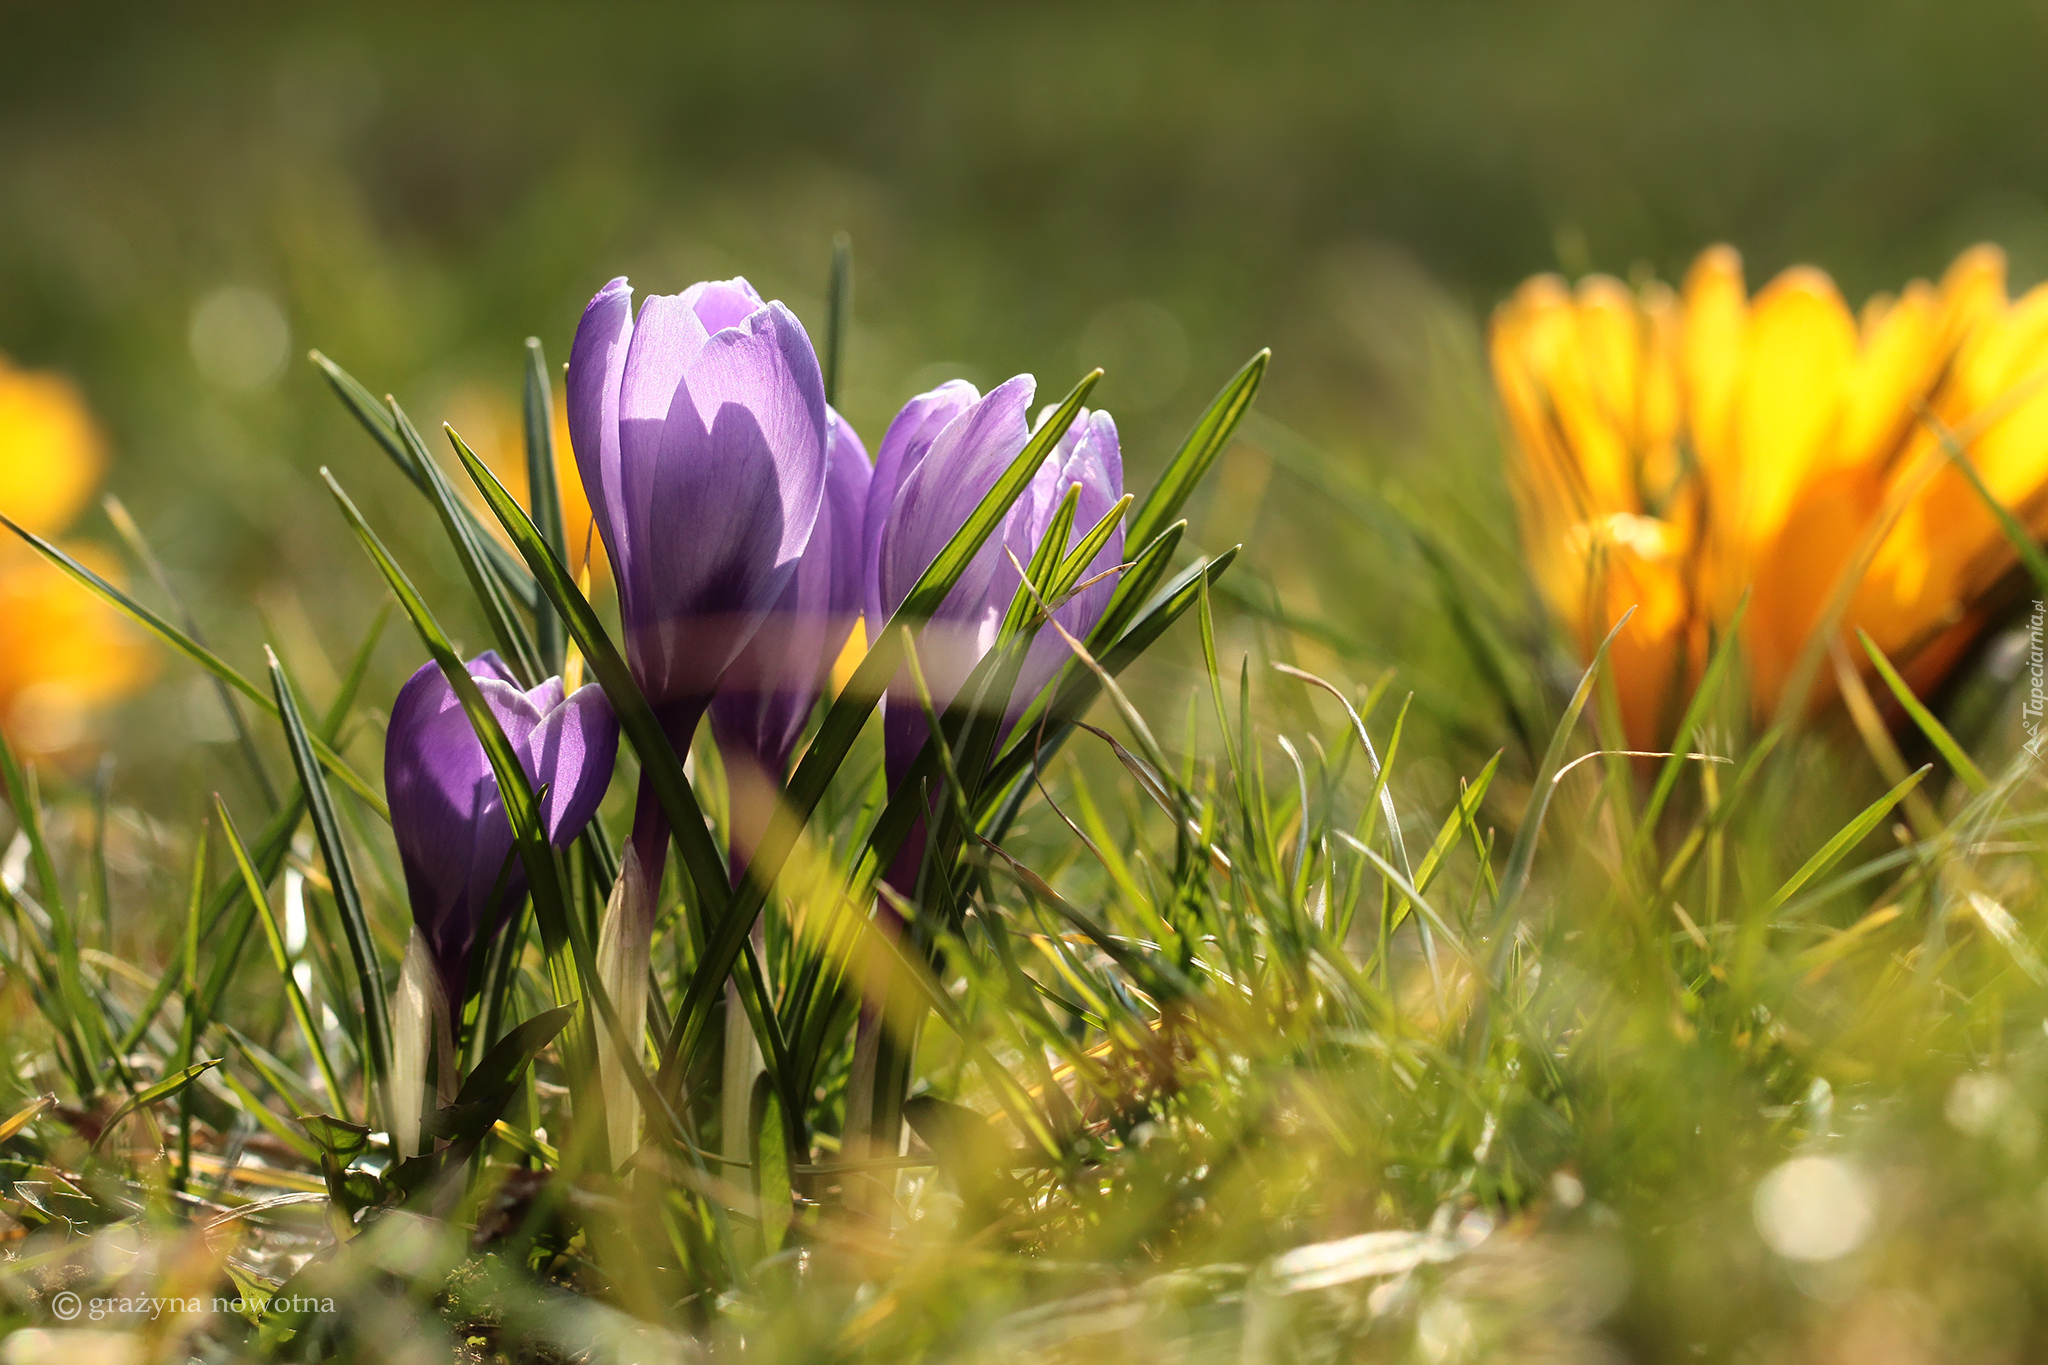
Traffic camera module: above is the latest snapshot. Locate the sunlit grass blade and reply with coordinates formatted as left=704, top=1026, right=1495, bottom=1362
left=88, top=1059, right=222, bottom=1156
left=1273, top=662, right=1413, bottom=880
left=1127, top=349, right=1268, bottom=551
left=215, top=794, right=346, bottom=1112
left=266, top=648, right=390, bottom=1084
left=0, top=513, right=387, bottom=819
left=1758, top=765, right=1931, bottom=917
left=1633, top=593, right=1749, bottom=853
left=1087, top=521, right=1184, bottom=653
left=1490, top=610, right=1632, bottom=960
left=980, top=546, right=1240, bottom=806
left=0, top=727, right=102, bottom=1083
left=522, top=341, right=571, bottom=678
left=1858, top=628, right=1989, bottom=795
left=310, top=349, right=539, bottom=612
left=1413, top=751, right=1501, bottom=896
left=122, top=605, right=388, bottom=1058
left=393, top=400, right=544, bottom=685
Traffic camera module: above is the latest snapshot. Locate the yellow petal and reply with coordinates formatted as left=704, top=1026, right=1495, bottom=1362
left=0, top=543, right=154, bottom=756
left=1575, top=513, right=1699, bottom=750
left=448, top=384, right=612, bottom=586
left=1839, top=280, right=1942, bottom=471
left=1679, top=245, right=1748, bottom=473
left=0, top=356, right=107, bottom=538
left=1746, top=467, right=1885, bottom=709
left=1707, top=265, right=1857, bottom=605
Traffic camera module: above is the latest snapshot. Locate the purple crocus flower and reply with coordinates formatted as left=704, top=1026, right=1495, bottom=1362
left=385, top=652, right=619, bottom=1001
left=567, top=275, right=830, bottom=882
left=867, top=375, right=1125, bottom=796
left=709, top=407, right=872, bottom=788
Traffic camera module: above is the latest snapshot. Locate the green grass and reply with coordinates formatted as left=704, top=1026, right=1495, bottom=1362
left=1, top=288, right=2047, bottom=1365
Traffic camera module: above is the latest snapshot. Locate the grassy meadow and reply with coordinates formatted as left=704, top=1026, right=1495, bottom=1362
left=5, top=5, right=2048, bottom=1362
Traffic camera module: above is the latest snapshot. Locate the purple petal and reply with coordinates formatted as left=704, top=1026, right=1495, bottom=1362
left=526, top=683, right=620, bottom=845
left=862, top=380, right=981, bottom=634
left=877, top=374, right=1036, bottom=631
left=614, top=295, right=829, bottom=705
left=685, top=277, right=768, bottom=334
left=711, top=407, right=872, bottom=776
left=568, top=277, right=635, bottom=603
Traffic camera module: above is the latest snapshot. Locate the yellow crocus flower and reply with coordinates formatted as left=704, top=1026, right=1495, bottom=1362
left=449, top=384, right=611, bottom=587
left=0, top=355, right=152, bottom=754
left=1492, top=244, right=2043, bottom=748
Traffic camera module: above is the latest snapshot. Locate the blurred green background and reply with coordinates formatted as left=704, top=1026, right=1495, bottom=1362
left=7, top=0, right=2048, bottom=778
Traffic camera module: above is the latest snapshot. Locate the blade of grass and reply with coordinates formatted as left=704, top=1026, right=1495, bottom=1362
left=266, top=647, right=390, bottom=1085
left=0, top=514, right=386, bottom=819
left=444, top=424, right=730, bottom=928
left=215, top=795, right=346, bottom=1111
left=1758, top=765, right=1931, bottom=918
left=523, top=337, right=569, bottom=674
left=823, top=232, right=853, bottom=408
left=88, top=1060, right=222, bottom=1156
left=1490, top=611, right=1633, bottom=967
left=1127, top=350, right=1268, bottom=550
left=1858, top=628, right=1990, bottom=795
left=393, top=398, right=544, bottom=685
left=310, top=349, right=538, bottom=612
left=123, top=604, right=390, bottom=1057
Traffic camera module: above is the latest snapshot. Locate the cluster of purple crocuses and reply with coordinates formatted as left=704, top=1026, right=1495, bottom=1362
left=381, top=275, right=1124, bottom=1158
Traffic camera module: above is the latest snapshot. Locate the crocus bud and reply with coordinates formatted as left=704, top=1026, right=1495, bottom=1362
left=867, top=376, right=1125, bottom=793
left=567, top=276, right=830, bottom=883
left=384, top=652, right=620, bottom=1004
left=594, top=844, right=654, bottom=1174
left=388, top=927, right=449, bottom=1161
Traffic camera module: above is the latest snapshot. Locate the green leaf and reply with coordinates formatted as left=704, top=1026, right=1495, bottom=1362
left=310, top=349, right=539, bottom=612
left=1126, top=349, right=1268, bottom=551
left=751, top=1073, right=793, bottom=1254
left=1759, top=765, right=1931, bottom=917
left=823, top=231, right=853, bottom=408
left=0, top=512, right=387, bottom=819
left=0, top=728, right=98, bottom=1086
left=454, top=1003, right=575, bottom=1109
left=1490, top=610, right=1634, bottom=967
left=392, top=398, right=544, bottom=685
left=524, top=337, right=570, bottom=673
left=215, top=794, right=348, bottom=1113
left=1858, top=628, right=1990, bottom=795
left=980, top=545, right=1240, bottom=805
left=296, top=1113, right=371, bottom=1163
left=89, top=1059, right=221, bottom=1154
left=266, top=648, right=390, bottom=1083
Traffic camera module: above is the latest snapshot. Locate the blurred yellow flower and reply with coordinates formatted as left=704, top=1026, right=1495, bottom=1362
left=1491, top=244, right=2048, bottom=747
left=0, top=355, right=152, bottom=754
left=447, top=385, right=610, bottom=587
